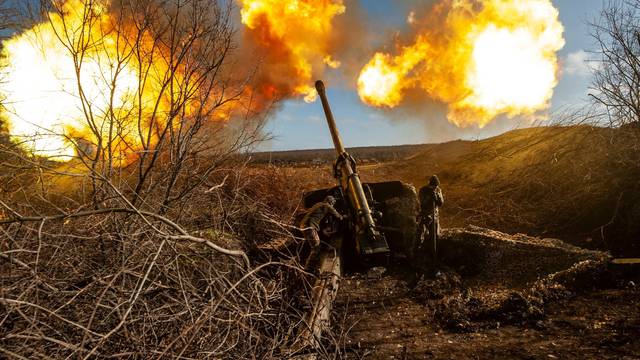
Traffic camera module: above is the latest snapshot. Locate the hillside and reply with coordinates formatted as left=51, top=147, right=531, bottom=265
left=258, top=125, right=640, bottom=256
left=374, top=126, right=640, bottom=256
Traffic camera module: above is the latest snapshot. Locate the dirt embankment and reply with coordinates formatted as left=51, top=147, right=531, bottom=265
left=331, top=227, right=639, bottom=359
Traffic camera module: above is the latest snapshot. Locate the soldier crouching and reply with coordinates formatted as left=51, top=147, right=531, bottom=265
left=299, top=195, right=344, bottom=270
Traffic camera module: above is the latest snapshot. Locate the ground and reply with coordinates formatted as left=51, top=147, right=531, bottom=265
left=333, top=266, right=639, bottom=359
left=324, top=228, right=640, bottom=359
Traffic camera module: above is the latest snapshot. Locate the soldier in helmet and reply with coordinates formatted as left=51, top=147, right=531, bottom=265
left=415, top=175, right=444, bottom=260
left=300, top=195, right=345, bottom=269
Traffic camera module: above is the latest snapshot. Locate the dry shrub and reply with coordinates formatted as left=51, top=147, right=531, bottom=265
left=0, top=160, right=328, bottom=358
left=0, top=0, right=337, bottom=354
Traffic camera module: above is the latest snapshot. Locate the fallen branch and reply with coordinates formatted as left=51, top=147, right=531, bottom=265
left=168, top=234, right=249, bottom=268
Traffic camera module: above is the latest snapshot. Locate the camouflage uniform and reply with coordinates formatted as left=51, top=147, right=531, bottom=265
left=300, top=196, right=342, bottom=268
left=415, top=175, right=444, bottom=258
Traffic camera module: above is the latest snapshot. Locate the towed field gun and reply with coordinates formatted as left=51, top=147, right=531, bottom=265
left=293, top=81, right=419, bottom=351
left=304, top=80, right=418, bottom=267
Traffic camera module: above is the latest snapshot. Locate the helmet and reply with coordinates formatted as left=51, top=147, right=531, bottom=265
left=325, top=195, right=336, bottom=205
left=429, top=175, right=440, bottom=186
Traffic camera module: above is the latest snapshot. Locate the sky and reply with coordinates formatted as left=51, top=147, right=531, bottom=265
left=259, top=0, right=605, bottom=151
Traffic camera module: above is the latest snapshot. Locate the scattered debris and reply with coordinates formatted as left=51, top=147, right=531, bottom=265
left=412, top=270, right=461, bottom=300
left=367, top=266, right=387, bottom=280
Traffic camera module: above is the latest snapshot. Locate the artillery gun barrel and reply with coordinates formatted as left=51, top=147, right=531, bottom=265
left=315, top=80, right=389, bottom=255
left=315, top=80, right=346, bottom=155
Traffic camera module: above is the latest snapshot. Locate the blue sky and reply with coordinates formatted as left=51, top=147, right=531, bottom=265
left=259, top=0, right=604, bottom=151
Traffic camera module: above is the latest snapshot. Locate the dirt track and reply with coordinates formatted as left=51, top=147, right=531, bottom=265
left=329, top=228, right=640, bottom=359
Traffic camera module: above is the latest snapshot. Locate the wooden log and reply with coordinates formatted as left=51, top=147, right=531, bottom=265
left=289, top=240, right=342, bottom=357
left=304, top=248, right=341, bottom=344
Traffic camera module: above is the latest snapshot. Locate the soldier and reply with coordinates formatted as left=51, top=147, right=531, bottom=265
left=300, top=195, right=344, bottom=269
left=415, top=175, right=444, bottom=260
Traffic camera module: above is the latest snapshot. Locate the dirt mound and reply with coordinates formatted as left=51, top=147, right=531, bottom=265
left=401, top=228, right=620, bottom=333
left=412, top=271, right=462, bottom=300
left=436, top=226, right=609, bottom=289
left=423, top=257, right=624, bottom=334
left=407, top=227, right=611, bottom=331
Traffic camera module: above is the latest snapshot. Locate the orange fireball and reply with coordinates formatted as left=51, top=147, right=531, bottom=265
left=357, top=0, right=565, bottom=127
left=0, top=0, right=240, bottom=161
left=238, top=0, right=345, bottom=103
left=0, top=0, right=136, bottom=159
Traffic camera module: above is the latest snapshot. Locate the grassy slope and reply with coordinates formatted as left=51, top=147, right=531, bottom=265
left=358, top=125, right=640, bottom=256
